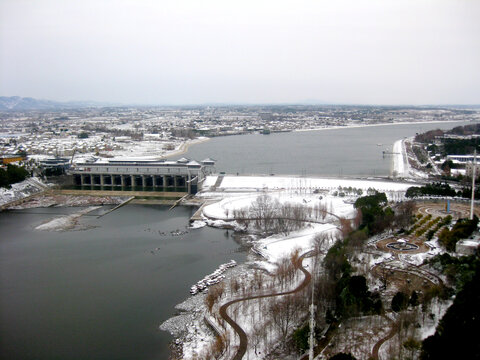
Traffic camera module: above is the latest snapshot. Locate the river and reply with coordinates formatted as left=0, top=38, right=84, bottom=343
left=0, top=120, right=474, bottom=359
left=0, top=205, right=246, bottom=360
left=180, top=121, right=473, bottom=176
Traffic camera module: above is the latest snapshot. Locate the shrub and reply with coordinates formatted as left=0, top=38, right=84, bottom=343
left=391, top=291, right=409, bottom=312
left=329, top=353, right=357, bottom=360
left=293, top=324, right=310, bottom=352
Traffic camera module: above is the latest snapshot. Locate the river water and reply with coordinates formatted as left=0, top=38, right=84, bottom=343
left=0, top=205, right=246, bottom=360
left=0, top=120, right=474, bottom=360
left=181, top=121, right=472, bottom=176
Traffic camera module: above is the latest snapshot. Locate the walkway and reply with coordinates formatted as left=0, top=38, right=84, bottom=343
left=371, top=314, right=398, bottom=359
left=219, top=252, right=312, bottom=360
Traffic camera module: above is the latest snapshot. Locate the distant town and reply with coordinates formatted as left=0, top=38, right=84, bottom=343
left=1, top=99, right=479, bottom=164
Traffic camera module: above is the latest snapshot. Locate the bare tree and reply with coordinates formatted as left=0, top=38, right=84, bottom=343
left=230, top=278, right=240, bottom=293
left=250, top=194, right=278, bottom=233
left=233, top=208, right=250, bottom=230
left=205, top=283, right=225, bottom=313
left=275, top=255, right=297, bottom=290
left=339, top=216, right=353, bottom=239
left=251, top=323, right=264, bottom=356
left=252, top=270, right=264, bottom=291
left=395, top=200, right=417, bottom=228
left=269, top=296, right=297, bottom=343
left=211, top=334, right=226, bottom=359
left=378, top=265, right=392, bottom=290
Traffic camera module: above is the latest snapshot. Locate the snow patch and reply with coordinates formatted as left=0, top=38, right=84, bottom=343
left=35, top=206, right=100, bottom=231
left=189, top=220, right=207, bottom=229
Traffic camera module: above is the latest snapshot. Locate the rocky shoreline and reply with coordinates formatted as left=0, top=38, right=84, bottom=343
left=159, top=263, right=252, bottom=359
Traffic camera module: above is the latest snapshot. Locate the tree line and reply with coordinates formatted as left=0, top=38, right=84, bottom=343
left=406, top=182, right=480, bottom=199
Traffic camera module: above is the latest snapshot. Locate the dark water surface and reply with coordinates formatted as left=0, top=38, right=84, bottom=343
left=0, top=205, right=245, bottom=360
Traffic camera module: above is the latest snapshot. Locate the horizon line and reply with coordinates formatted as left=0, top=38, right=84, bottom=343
left=1, top=95, right=480, bottom=108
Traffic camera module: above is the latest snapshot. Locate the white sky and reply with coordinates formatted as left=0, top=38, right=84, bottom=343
left=1, top=0, right=479, bottom=105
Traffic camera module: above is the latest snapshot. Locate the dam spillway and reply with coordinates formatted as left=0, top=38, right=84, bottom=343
left=70, top=157, right=215, bottom=195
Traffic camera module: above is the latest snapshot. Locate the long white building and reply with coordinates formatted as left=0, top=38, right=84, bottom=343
left=70, top=157, right=215, bottom=194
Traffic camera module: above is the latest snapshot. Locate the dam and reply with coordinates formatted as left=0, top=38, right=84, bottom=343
left=70, top=157, right=215, bottom=195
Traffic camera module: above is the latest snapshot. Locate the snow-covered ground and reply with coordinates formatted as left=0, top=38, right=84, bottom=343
left=392, top=139, right=409, bottom=178
left=254, top=223, right=339, bottom=262
left=201, top=192, right=352, bottom=264
left=206, top=175, right=413, bottom=193
left=0, top=177, right=48, bottom=207
left=159, top=263, right=252, bottom=359
left=202, top=192, right=355, bottom=220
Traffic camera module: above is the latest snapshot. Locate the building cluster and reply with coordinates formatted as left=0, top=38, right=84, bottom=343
left=423, top=132, right=480, bottom=178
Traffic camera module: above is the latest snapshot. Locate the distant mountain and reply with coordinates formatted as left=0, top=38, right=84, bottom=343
left=0, top=96, right=110, bottom=110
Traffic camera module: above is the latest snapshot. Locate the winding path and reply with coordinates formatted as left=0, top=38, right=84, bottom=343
left=371, top=314, right=398, bottom=359
left=219, top=252, right=312, bottom=360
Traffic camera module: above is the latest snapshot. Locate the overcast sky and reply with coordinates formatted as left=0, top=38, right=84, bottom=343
left=1, top=0, right=479, bottom=105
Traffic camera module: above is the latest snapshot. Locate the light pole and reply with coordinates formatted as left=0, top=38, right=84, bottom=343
left=470, top=150, right=476, bottom=220
left=309, top=273, right=316, bottom=360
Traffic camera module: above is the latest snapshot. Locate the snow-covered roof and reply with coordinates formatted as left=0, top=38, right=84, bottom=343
left=201, top=158, right=216, bottom=164
left=457, top=238, right=480, bottom=247
left=187, top=160, right=201, bottom=167
left=107, top=156, right=164, bottom=163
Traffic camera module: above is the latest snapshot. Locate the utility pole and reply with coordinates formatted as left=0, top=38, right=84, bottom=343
left=471, top=150, right=477, bottom=220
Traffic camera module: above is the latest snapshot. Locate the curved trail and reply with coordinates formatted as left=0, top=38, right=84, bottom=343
left=219, top=253, right=312, bottom=360
left=371, top=315, right=398, bottom=359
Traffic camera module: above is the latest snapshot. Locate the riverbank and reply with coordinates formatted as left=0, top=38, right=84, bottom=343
left=294, top=119, right=469, bottom=133
left=392, top=138, right=409, bottom=178
left=163, top=137, right=210, bottom=159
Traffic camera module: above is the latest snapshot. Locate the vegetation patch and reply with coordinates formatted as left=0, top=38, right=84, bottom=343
left=0, top=164, right=29, bottom=188
left=437, top=216, right=478, bottom=252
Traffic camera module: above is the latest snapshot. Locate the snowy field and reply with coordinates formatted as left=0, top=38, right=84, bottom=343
left=201, top=175, right=413, bottom=202
left=204, top=174, right=413, bottom=192
left=253, top=223, right=340, bottom=263
left=200, top=191, right=354, bottom=263
left=202, top=192, right=356, bottom=220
